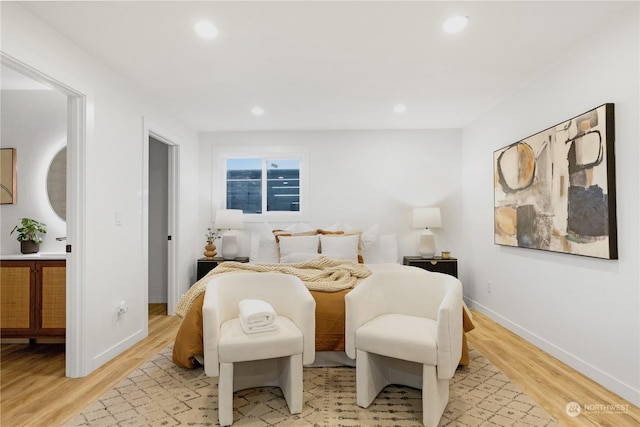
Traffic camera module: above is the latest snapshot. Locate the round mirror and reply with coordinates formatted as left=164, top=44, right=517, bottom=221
left=47, top=146, right=66, bottom=221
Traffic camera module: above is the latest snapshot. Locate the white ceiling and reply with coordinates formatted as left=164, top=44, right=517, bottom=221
left=11, top=1, right=637, bottom=131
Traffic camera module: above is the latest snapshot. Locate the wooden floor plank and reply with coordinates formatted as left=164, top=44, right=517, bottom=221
left=466, top=310, right=640, bottom=427
left=1, top=306, right=638, bottom=426
left=1, top=304, right=180, bottom=427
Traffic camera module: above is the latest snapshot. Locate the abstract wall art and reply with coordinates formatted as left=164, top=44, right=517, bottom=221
left=1, top=148, right=17, bottom=205
left=494, top=104, right=617, bottom=259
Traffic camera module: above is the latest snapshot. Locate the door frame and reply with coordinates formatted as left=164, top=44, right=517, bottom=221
left=142, top=118, right=180, bottom=317
left=1, top=52, right=89, bottom=377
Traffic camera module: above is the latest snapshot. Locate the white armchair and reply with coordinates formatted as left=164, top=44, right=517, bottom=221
left=345, top=268, right=463, bottom=427
left=203, top=272, right=316, bottom=426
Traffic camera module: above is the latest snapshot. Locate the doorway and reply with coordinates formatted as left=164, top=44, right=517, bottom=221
left=143, top=120, right=179, bottom=318
left=1, top=52, right=87, bottom=377
left=148, top=137, right=169, bottom=305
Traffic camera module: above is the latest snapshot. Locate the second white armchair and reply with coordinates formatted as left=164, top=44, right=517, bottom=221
left=345, top=268, right=463, bottom=427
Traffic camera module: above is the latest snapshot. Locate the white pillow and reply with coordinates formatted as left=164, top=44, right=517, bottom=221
left=249, top=233, right=279, bottom=263
left=380, top=233, right=399, bottom=263
left=323, top=222, right=355, bottom=232
left=278, top=235, right=319, bottom=262
left=249, top=232, right=261, bottom=260
left=280, top=252, right=322, bottom=263
left=249, top=222, right=279, bottom=263
left=285, top=222, right=316, bottom=233
left=361, top=223, right=383, bottom=264
left=319, top=234, right=359, bottom=262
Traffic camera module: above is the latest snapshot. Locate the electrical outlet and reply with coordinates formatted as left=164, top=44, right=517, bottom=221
left=487, top=281, right=492, bottom=294
left=116, top=300, right=128, bottom=319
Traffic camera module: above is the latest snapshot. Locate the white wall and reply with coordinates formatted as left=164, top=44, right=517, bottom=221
left=199, top=130, right=463, bottom=259
left=461, top=8, right=639, bottom=405
left=1, top=89, right=68, bottom=253
left=2, top=3, right=200, bottom=374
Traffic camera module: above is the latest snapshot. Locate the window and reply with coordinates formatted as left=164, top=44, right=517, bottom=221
left=226, top=158, right=300, bottom=213
left=226, top=158, right=262, bottom=213
left=215, top=147, right=308, bottom=221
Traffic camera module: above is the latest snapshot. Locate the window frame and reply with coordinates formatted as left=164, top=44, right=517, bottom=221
left=213, top=146, right=309, bottom=223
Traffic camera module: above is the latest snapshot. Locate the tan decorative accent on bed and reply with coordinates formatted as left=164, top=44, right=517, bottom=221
left=175, top=256, right=371, bottom=319
left=317, top=229, right=345, bottom=235
left=272, top=229, right=318, bottom=242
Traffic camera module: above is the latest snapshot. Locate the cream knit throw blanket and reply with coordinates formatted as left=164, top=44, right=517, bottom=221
left=175, top=256, right=371, bottom=319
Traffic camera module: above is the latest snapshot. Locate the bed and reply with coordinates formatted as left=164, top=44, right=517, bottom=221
left=172, top=258, right=474, bottom=369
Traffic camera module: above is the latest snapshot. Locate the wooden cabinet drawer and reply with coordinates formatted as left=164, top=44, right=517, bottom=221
left=402, top=256, right=458, bottom=278
left=1, top=260, right=65, bottom=339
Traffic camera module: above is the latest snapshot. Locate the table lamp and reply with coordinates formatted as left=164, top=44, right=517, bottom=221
left=412, top=207, right=442, bottom=258
left=215, top=209, right=244, bottom=260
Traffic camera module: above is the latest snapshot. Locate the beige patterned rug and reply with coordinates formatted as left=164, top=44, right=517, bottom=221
left=64, top=345, right=558, bottom=426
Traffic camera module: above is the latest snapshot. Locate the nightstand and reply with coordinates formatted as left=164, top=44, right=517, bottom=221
left=196, top=257, right=249, bottom=280
left=403, top=256, right=458, bottom=278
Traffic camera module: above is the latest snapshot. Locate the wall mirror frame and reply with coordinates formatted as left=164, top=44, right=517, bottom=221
left=47, top=145, right=67, bottom=220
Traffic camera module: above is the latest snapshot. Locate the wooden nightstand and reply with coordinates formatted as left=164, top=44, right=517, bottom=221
left=403, top=256, right=458, bottom=278
left=196, top=257, right=249, bottom=280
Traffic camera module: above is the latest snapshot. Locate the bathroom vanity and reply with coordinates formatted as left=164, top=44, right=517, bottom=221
left=0, top=255, right=66, bottom=340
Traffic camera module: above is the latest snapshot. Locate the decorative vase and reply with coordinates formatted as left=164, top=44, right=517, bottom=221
left=204, top=242, right=217, bottom=259
left=20, top=240, right=39, bottom=254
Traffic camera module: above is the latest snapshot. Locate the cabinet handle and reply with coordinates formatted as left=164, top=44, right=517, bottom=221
left=430, top=261, right=438, bottom=265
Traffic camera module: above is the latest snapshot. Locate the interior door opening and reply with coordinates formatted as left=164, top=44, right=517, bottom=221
left=143, top=122, right=179, bottom=319
left=1, top=52, right=87, bottom=377
left=148, top=137, right=169, bottom=307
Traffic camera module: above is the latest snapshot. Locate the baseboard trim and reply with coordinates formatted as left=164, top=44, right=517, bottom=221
left=148, top=295, right=168, bottom=304
left=92, top=328, right=146, bottom=371
left=465, top=298, right=640, bottom=407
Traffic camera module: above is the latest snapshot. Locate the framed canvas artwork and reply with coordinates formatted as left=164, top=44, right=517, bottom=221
left=1, top=148, right=17, bottom=204
left=493, top=103, right=617, bottom=259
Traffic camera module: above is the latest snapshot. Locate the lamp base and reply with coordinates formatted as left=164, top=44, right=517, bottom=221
left=418, top=229, right=436, bottom=258
left=221, top=233, right=239, bottom=260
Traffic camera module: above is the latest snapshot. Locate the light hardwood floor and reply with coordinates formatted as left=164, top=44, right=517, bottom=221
left=1, top=306, right=638, bottom=426
left=1, top=304, right=180, bottom=427
left=466, top=310, right=639, bottom=427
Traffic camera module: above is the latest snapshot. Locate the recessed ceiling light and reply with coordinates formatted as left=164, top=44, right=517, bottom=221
left=394, top=104, right=407, bottom=114
left=251, top=106, right=265, bottom=116
left=194, top=20, right=218, bottom=39
left=442, top=15, right=469, bottom=34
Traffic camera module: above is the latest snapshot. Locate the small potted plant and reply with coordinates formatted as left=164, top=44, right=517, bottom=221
left=204, top=227, right=220, bottom=259
left=11, top=218, right=47, bottom=254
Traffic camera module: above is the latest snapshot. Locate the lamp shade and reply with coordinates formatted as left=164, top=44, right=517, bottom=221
left=215, top=209, right=244, bottom=230
left=412, top=207, right=442, bottom=229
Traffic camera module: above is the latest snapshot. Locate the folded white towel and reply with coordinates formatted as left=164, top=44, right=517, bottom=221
left=239, top=317, right=280, bottom=334
left=238, top=299, right=276, bottom=327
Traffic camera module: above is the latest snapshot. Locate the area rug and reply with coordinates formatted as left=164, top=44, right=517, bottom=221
left=64, top=345, right=558, bottom=426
